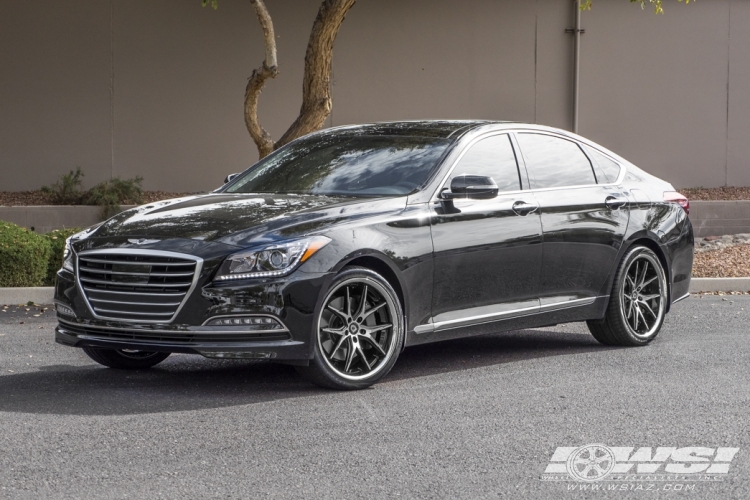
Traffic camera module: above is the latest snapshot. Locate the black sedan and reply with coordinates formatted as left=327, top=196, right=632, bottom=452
left=54, top=121, right=693, bottom=390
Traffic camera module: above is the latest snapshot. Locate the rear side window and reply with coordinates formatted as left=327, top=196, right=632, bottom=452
left=449, top=134, right=521, bottom=192
left=516, top=133, right=596, bottom=189
left=582, top=145, right=622, bottom=183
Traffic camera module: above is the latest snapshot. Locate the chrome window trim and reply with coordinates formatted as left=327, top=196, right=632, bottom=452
left=76, top=248, right=203, bottom=325
left=429, top=127, right=626, bottom=203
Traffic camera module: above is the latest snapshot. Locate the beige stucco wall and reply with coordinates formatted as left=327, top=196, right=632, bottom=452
left=0, top=0, right=747, bottom=193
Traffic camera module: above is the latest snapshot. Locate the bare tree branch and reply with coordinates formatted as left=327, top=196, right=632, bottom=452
left=244, top=0, right=278, bottom=158
left=275, top=0, right=356, bottom=149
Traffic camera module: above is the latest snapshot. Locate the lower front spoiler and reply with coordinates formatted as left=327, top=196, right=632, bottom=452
left=55, top=324, right=310, bottom=361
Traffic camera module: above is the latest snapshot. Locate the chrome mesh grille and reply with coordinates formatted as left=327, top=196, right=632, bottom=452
left=77, top=251, right=200, bottom=322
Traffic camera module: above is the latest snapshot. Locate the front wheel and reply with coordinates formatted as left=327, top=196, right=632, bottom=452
left=587, top=246, right=668, bottom=346
left=296, top=267, right=404, bottom=390
left=83, top=347, right=170, bottom=369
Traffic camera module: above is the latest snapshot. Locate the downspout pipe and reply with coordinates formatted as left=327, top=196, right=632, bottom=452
left=573, top=1, right=582, bottom=134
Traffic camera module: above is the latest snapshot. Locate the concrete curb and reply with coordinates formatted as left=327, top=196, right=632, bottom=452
left=0, top=287, right=55, bottom=305
left=0, top=278, right=748, bottom=306
left=689, top=278, right=750, bottom=293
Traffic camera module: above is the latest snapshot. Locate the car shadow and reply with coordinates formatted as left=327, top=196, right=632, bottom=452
left=0, top=328, right=614, bottom=416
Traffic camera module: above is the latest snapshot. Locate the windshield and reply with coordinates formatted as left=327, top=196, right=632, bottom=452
left=225, top=134, right=451, bottom=197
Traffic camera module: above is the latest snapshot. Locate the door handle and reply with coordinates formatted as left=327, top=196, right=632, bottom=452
left=605, top=196, right=628, bottom=210
left=512, top=200, right=539, bottom=216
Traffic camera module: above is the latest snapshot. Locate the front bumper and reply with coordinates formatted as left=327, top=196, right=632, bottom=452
left=54, top=264, right=333, bottom=361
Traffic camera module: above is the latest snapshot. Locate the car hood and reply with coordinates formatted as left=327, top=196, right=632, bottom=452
left=90, top=193, right=406, bottom=247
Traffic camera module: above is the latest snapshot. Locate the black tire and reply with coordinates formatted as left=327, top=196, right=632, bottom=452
left=295, top=266, right=405, bottom=390
left=587, top=246, right=668, bottom=347
left=82, top=347, right=170, bottom=369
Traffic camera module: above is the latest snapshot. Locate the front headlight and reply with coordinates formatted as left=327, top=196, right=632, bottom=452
left=62, top=238, right=74, bottom=272
left=61, top=223, right=103, bottom=273
left=214, top=236, right=331, bottom=281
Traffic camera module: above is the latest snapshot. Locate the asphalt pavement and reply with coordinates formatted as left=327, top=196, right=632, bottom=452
left=0, top=296, right=748, bottom=499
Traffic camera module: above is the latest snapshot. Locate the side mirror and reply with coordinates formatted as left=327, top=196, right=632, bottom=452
left=224, top=173, right=240, bottom=184
left=443, top=175, right=499, bottom=200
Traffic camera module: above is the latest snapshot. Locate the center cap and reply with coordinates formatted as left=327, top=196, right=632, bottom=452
left=348, top=324, right=359, bottom=334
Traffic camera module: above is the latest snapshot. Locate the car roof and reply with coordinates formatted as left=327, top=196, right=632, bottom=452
left=320, top=120, right=508, bottom=139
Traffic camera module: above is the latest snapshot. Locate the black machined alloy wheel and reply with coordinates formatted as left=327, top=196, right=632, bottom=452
left=82, top=347, right=170, bottom=369
left=621, top=253, right=665, bottom=337
left=587, top=246, right=667, bottom=347
left=296, top=267, right=404, bottom=390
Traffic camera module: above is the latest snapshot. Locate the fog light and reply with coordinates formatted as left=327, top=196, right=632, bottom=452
left=204, top=316, right=284, bottom=330
left=55, top=303, right=76, bottom=318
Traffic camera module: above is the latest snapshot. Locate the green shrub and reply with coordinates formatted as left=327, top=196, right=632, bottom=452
left=41, top=167, right=85, bottom=205
left=84, top=176, right=144, bottom=218
left=40, top=169, right=145, bottom=219
left=0, top=222, right=51, bottom=287
left=42, top=228, right=81, bottom=286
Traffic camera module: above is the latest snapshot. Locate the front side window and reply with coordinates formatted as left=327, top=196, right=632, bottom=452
left=516, top=133, right=596, bottom=189
left=449, top=134, right=521, bottom=193
left=225, top=134, right=451, bottom=197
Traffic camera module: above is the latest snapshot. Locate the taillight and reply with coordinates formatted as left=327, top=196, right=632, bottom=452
left=664, top=191, right=689, bottom=215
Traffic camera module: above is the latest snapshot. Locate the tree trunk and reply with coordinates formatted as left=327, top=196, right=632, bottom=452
left=275, top=0, right=356, bottom=150
left=244, top=0, right=278, bottom=159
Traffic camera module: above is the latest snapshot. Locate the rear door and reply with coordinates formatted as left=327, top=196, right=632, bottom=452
left=428, top=133, right=543, bottom=331
left=514, top=132, right=629, bottom=308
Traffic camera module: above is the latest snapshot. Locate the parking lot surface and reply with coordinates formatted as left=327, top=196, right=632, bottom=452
left=0, top=296, right=748, bottom=499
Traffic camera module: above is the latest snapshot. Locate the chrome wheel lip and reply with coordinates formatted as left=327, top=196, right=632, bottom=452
left=618, top=252, right=666, bottom=339
left=317, top=277, right=399, bottom=381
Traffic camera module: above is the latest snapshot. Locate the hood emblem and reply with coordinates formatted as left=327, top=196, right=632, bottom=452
left=128, top=238, right=160, bottom=245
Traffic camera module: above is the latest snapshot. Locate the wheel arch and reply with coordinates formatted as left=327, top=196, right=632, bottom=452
left=335, top=252, right=408, bottom=336
left=619, top=233, right=673, bottom=311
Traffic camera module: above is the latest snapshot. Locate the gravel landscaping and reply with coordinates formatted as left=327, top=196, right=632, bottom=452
left=693, top=244, right=750, bottom=278
left=680, top=186, right=750, bottom=200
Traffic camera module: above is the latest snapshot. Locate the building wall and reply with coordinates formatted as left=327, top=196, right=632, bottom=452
left=0, top=0, right=746, bottom=193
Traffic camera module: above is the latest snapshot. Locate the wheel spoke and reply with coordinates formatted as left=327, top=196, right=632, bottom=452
left=356, top=344, right=372, bottom=370
left=638, top=260, right=649, bottom=288
left=639, top=300, right=657, bottom=319
left=362, top=323, right=392, bottom=336
left=321, top=327, right=346, bottom=337
left=354, top=285, right=369, bottom=319
left=635, top=304, right=648, bottom=330
left=625, top=297, right=634, bottom=320
left=641, top=293, right=661, bottom=301
left=632, top=303, right=640, bottom=330
left=361, top=302, right=386, bottom=321
left=328, top=335, right=348, bottom=360
left=327, top=305, right=347, bottom=321
left=626, top=274, right=636, bottom=291
left=344, top=337, right=357, bottom=372
left=359, top=333, right=387, bottom=357
left=345, top=286, right=352, bottom=317
left=640, top=275, right=658, bottom=289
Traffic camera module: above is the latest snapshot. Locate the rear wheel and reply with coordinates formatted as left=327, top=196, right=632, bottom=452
left=83, top=347, right=170, bottom=369
left=587, top=246, right=668, bottom=346
left=296, top=267, right=404, bottom=390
